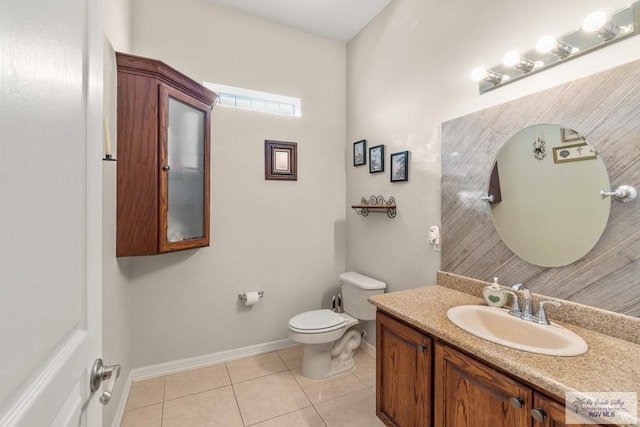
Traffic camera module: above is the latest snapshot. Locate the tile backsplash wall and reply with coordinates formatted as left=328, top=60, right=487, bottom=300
left=441, top=60, right=640, bottom=317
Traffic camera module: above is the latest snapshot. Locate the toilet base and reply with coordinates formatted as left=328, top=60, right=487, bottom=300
left=301, top=328, right=362, bottom=381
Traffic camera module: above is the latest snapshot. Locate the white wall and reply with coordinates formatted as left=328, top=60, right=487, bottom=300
left=346, top=0, right=640, bottom=342
left=103, top=0, right=131, bottom=52
left=124, top=0, right=346, bottom=367
left=102, top=0, right=133, bottom=423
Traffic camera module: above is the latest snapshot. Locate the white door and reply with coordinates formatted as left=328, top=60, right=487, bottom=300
left=0, top=0, right=105, bottom=425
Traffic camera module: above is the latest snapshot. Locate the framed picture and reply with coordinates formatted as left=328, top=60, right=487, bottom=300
left=369, top=145, right=385, bottom=173
left=552, top=143, right=597, bottom=164
left=265, top=140, right=297, bottom=180
left=390, top=151, right=409, bottom=182
left=353, top=140, right=366, bottom=166
left=561, top=127, right=583, bottom=142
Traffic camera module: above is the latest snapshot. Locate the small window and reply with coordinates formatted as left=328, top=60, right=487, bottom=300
left=204, top=82, right=301, bottom=118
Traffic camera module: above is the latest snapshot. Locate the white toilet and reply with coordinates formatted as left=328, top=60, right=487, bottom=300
left=288, top=272, right=386, bottom=380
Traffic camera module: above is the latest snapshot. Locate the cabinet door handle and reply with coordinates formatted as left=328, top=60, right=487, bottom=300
left=509, top=396, right=525, bottom=409
left=418, top=344, right=428, bottom=352
left=531, top=408, right=547, bottom=422
left=162, top=165, right=171, bottom=171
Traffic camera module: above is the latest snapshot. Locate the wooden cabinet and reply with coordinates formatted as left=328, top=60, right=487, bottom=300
left=376, top=311, right=606, bottom=427
left=376, top=311, right=432, bottom=427
left=115, top=53, right=217, bottom=257
left=434, top=343, right=532, bottom=427
left=532, top=393, right=595, bottom=427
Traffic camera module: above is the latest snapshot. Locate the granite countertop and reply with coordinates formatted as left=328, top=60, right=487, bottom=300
left=369, top=285, right=640, bottom=407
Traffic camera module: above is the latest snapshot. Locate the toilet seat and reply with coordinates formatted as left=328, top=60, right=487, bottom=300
left=288, top=309, right=346, bottom=334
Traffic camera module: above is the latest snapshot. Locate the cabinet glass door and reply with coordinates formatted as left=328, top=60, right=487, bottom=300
left=159, top=84, right=211, bottom=252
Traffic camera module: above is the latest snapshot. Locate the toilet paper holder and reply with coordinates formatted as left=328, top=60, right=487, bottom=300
left=238, top=291, right=264, bottom=303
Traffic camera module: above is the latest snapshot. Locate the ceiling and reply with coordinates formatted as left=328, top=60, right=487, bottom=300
left=205, top=0, right=392, bottom=42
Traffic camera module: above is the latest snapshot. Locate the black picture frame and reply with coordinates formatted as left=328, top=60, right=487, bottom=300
left=390, top=151, right=409, bottom=182
left=265, top=140, right=297, bottom=181
left=353, top=140, right=366, bottom=166
left=369, top=145, right=384, bottom=173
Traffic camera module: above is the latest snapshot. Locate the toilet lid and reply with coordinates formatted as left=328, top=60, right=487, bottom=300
left=289, top=309, right=346, bottom=332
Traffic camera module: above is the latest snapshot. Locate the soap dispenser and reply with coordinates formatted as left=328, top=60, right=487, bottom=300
left=482, top=277, right=507, bottom=308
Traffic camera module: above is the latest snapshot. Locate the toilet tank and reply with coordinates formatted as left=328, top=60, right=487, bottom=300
left=339, top=272, right=386, bottom=321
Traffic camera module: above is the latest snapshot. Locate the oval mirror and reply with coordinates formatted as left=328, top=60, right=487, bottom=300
left=489, top=124, right=610, bottom=267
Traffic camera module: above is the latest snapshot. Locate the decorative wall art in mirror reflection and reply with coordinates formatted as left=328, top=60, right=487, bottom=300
left=265, top=140, right=297, bottom=181
left=561, top=127, right=583, bottom=142
left=353, top=139, right=366, bottom=166
left=552, top=143, right=598, bottom=163
left=369, top=145, right=384, bottom=173
left=390, top=151, right=409, bottom=182
left=487, top=124, right=610, bottom=267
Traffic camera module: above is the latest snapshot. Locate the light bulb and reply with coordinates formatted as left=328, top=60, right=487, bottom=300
left=536, top=35, right=558, bottom=53
left=471, top=67, right=504, bottom=85
left=471, top=67, right=488, bottom=82
left=503, top=51, right=521, bottom=67
left=582, top=11, right=608, bottom=32
left=536, top=36, right=574, bottom=58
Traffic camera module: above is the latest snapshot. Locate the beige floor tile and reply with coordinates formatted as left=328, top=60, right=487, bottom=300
left=125, top=377, right=165, bottom=411
left=120, top=404, right=162, bottom=427
left=277, top=345, right=303, bottom=370
left=352, top=350, right=376, bottom=387
left=164, top=363, right=231, bottom=400
left=251, top=407, right=327, bottom=427
left=227, top=352, right=287, bottom=383
left=292, top=369, right=367, bottom=404
left=162, top=386, right=243, bottom=427
left=233, top=371, right=311, bottom=425
left=315, top=389, right=385, bottom=427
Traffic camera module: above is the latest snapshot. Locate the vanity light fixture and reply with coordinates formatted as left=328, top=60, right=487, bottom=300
left=472, top=1, right=640, bottom=94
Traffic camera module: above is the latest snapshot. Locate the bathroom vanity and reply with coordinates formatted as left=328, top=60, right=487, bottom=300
left=370, top=273, right=640, bottom=427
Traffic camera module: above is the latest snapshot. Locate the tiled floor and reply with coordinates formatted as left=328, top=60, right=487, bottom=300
left=120, top=346, right=385, bottom=427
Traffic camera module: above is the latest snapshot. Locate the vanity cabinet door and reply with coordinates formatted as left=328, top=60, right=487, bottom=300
left=532, top=393, right=602, bottom=427
left=376, top=311, right=432, bottom=427
left=434, top=343, right=532, bottom=427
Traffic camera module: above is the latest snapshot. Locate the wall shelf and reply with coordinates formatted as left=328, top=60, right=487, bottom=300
left=352, top=195, right=396, bottom=218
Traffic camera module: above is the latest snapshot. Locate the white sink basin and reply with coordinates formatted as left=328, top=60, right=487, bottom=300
left=447, top=305, right=588, bottom=356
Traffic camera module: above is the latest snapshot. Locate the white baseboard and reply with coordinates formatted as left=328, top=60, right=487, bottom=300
left=130, top=338, right=296, bottom=381
left=110, top=370, right=132, bottom=427
left=111, top=338, right=296, bottom=427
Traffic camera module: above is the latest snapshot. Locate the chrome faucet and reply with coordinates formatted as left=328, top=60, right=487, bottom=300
left=506, top=283, right=561, bottom=325
left=511, top=283, right=536, bottom=321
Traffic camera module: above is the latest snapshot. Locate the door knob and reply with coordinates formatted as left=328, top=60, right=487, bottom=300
left=90, top=358, right=121, bottom=405
left=162, top=164, right=171, bottom=171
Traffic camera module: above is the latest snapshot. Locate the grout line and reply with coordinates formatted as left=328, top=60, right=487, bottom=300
left=311, top=404, right=329, bottom=427
left=227, top=362, right=247, bottom=427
